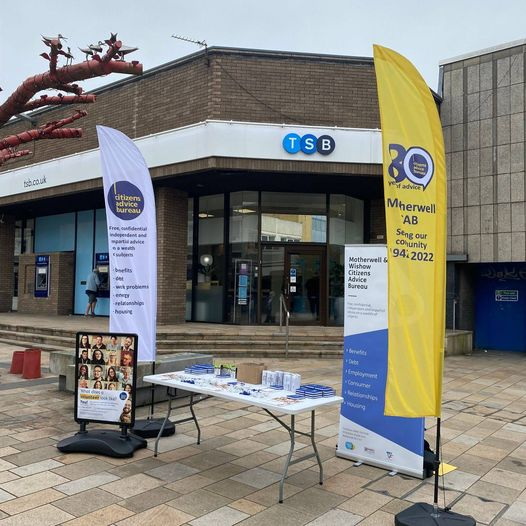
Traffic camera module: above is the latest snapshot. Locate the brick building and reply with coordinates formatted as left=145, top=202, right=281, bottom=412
left=0, top=47, right=386, bottom=325
left=441, top=39, right=526, bottom=351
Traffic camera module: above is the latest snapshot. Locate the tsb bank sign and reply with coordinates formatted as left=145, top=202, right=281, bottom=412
left=282, top=133, right=336, bottom=156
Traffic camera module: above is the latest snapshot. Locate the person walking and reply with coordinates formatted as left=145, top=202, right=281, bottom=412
left=85, top=268, right=100, bottom=317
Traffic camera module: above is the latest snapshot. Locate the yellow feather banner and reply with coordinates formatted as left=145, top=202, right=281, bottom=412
left=373, top=45, right=446, bottom=417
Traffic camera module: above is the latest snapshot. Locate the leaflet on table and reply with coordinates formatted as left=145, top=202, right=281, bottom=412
left=156, top=372, right=338, bottom=407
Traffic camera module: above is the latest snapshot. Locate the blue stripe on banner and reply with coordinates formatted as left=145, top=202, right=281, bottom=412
left=342, top=330, right=424, bottom=455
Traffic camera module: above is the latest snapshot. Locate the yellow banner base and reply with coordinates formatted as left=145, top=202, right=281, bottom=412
left=438, top=462, right=457, bottom=476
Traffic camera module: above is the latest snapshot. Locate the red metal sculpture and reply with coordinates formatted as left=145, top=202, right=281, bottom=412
left=0, top=34, right=142, bottom=166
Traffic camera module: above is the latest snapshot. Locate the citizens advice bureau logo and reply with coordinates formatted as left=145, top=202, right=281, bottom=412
left=388, top=144, right=434, bottom=190
left=107, top=181, right=144, bottom=220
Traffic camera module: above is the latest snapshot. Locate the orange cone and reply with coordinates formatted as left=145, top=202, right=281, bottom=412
left=22, top=348, right=41, bottom=379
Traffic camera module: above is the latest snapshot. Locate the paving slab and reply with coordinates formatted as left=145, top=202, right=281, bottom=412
left=1, top=344, right=526, bottom=524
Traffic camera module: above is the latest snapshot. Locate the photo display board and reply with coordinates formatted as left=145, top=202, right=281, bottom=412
left=75, top=332, right=138, bottom=427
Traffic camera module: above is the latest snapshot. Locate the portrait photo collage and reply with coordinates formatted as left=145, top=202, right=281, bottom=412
left=77, top=334, right=135, bottom=399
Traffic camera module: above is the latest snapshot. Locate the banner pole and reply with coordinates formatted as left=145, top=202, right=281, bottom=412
left=433, top=417, right=441, bottom=513
left=149, top=360, right=156, bottom=418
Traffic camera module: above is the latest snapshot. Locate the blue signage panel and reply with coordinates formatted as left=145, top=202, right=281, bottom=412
left=282, top=133, right=302, bottom=154
left=283, top=133, right=335, bottom=156
left=317, top=135, right=336, bottom=155
left=95, top=252, right=110, bottom=298
left=235, top=260, right=252, bottom=308
left=300, top=134, right=318, bottom=155
left=34, top=255, right=50, bottom=298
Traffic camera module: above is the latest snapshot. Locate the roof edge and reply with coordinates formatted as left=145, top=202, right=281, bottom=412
left=4, top=46, right=375, bottom=127
left=440, top=38, right=526, bottom=66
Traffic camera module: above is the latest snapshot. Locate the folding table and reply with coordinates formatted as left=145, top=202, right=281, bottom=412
left=143, top=372, right=343, bottom=503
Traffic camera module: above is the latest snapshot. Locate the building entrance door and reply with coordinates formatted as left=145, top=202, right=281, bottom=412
left=284, top=246, right=326, bottom=325
left=474, top=263, right=526, bottom=352
left=260, top=245, right=327, bottom=325
left=260, top=245, right=326, bottom=325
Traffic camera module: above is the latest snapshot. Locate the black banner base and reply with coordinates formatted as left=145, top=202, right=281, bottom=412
left=57, top=429, right=147, bottom=458
left=131, top=418, right=176, bottom=438
left=395, top=503, right=476, bottom=526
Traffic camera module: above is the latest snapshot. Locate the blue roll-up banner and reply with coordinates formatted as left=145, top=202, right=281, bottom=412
left=97, top=126, right=157, bottom=363
left=337, top=245, right=424, bottom=477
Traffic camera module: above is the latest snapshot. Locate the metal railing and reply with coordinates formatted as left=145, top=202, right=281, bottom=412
left=279, top=293, right=290, bottom=358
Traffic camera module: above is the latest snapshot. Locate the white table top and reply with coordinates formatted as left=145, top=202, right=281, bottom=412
left=143, top=372, right=343, bottom=416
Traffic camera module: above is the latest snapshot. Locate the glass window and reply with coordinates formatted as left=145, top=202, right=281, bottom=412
left=195, top=195, right=224, bottom=322
left=94, top=209, right=110, bottom=316
left=94, top=209, right=109, bottom=253
left=35, top=213, right=75, bottom=252
left=13, top=261, right=19, bottom=300
left=328, top=195, right=364, bottom=325
left=74, top=210, right=95, bottom=315
left=186, top=199, right=193, bottom=321
left=312, top=216, right=326, bottom=242
left=328, top=245, right=345, bottom=325
left=14, top=220, right=23, bottom=256
left=329, top=195, right=364, bottom=245
left=230, top=192, right=258, bottom=244
left=261, top=245, right=285, bottom=324
left=228, top=192, right=258, bottom=324
left=261, top=192, right=326, bottom=243
left=23, top=219, right=34, bottom=254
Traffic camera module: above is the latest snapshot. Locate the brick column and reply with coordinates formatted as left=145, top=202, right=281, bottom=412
left=156, top=187, right=188, bottom=324
left=0, top=215, right=15, bottom=312
left=17, top=252, right=74, bottom=314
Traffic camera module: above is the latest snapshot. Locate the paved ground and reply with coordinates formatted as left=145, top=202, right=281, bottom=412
left=1, top=344, right=526, bottom=525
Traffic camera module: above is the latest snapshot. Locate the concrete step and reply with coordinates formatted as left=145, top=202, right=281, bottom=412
left=0, top=328, right=341, bottom=346
left=156, top=334, right=343, bottom=342
left=0, top=325, right=343, bottom=359
left=0, top=329, right=74, bottom=347
left=156, top=348, right=343, bottom=359
left=0, top=324, right=74, bottom=339
left=0, top=330, right=341, bottom=350
left=0, top=338, right=342, bottom=359
left=0, top=322, right=343, bottom=342
left=156, top=339, right=342, bottom=350
left=0, top=337, right=67, bottom=354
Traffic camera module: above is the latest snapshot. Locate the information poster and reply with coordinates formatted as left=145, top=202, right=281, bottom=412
left=233, top=259, right=253, bottom=323
left=337, top=245, right=424, bottom=477
left=75, top=332, right=138, bottom=426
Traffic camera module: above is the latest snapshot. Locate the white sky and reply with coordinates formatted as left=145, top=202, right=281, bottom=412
left=1, top=0, right=525, bottom=106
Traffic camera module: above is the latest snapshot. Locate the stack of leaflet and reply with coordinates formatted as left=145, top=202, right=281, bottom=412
left=184, top=363, right=215, bottom=375
left=262, top=371, right=301, bottom=391
left=296, top=384, right=336, bottom=398
left=287, top=394, right=305, bottom=400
